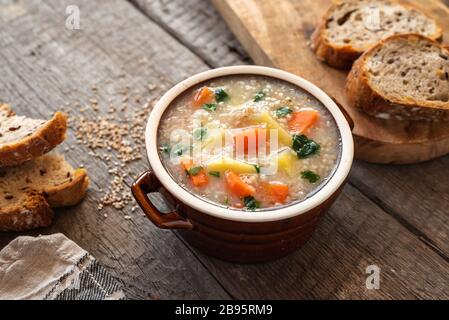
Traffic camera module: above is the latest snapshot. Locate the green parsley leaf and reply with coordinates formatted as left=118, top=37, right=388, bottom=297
left=301, top=170, right=321, bottom=183
left=159, top=143, right=170, bottom=155
left=292, top=134, right=320, bottom=159
left=187, top=166, right=203, bottom=176
left=243, top=196, right=260, bottom=211
left=208, top=171, right=221, bottom=178
left=275, top=106, right=293, bottom=118
left=254, top=91, right=266, bottom=102
left=253, top=164, right=260, bottom=174
left=193, top=127, right=207, bottom=141
left=203, top=103, right=217, bottom=112
left=172, top=144, right=192, bottom=157
left=215, top=88, right=229, bottom=102
left=172, top=145, right=184, bottom=156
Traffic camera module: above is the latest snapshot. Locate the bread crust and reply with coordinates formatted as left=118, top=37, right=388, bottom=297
left=0, top=168, right=89, bottom=232
left=345, top=33, right=449, bottom=121
left=311, top=10, right=362, bottom=70
left=0, top=105, right=67, bottom=167
left=311, top=1, right=444, bottom=70
left=45, top=168, right=90, bottom=207
left=0, top=105, right=88, bottom=231
left=0, top=192, right=53, bottom=232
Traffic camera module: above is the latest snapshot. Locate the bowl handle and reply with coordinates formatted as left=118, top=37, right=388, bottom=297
left=131, top=170, right=194, bottom=230
left=331, top=97, right=354, bottom=131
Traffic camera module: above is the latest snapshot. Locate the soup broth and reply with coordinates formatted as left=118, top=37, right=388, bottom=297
left=158, top=75, right=341, bottom=210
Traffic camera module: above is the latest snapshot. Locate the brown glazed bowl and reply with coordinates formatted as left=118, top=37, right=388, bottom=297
left=132, top=66, right=354, bottom=263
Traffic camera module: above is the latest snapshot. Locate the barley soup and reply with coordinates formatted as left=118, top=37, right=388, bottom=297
left=158, top=75, right=341, bottom=210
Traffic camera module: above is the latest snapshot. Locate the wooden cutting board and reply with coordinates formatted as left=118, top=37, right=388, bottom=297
left=212, top=0, right=449, bottom=164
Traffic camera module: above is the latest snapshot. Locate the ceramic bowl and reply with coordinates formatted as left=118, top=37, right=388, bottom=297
left=132, top=66, right=354, bottom=263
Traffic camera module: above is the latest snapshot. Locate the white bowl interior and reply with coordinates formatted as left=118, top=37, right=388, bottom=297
left=145, top=66, right=354, bottom=222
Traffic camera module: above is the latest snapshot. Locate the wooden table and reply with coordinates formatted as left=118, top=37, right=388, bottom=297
left=0, top=0, right=448, bottom=300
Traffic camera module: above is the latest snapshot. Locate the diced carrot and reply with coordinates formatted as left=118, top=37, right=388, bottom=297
left=224, top=170, right=255, bottom=197
left=180, top=158, right=209, bottom=187
left=288, top=110, right=319, bottom=134
left=180, top=157, right=196, bottom=171
left=261, top=182, right=289, bottom=203
left=233, top=127, right=267, bottom=154
left=192, top=87, right=215, bottom=108
left=190, top=172, right=208, bottom=187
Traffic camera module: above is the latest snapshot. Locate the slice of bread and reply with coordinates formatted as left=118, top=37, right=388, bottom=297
left=0, top=154, right=89, bottom=231
left=345, top=34, right=449, bottom=121
left=311, top=0, right=443, bottom=69
left=0, top=104, right=67, bottom=167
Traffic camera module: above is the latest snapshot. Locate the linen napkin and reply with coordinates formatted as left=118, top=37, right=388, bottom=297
left=0, top=233, right=126, bottom=300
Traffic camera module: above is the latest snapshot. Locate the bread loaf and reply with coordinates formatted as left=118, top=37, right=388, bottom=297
left=0, top=154, right=89, bottom=231
left=311, top=0, right=443, bottom=69
left=345, top=34, right=449, bottom=121
left=0, top=104, right=67, bottom=167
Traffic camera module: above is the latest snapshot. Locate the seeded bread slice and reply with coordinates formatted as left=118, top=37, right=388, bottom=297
left=345, top=34, right=449, bottom=121
left=0, top=154, right=89, bottom=231
left=311, top=0, right=443, bottom=69
left=0, top=104, right=67, bottom=167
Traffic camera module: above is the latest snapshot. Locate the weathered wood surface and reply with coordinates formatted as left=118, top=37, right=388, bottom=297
left=0, top=0, right=448, bottom=299
left=130, top=0, right=251, bottom=67
left=0, top=0, right=227, bottom=300
left=193, top=186, right=449, bottom=299
left=211, top=0, right=449, bottom=165
left=138, top=0, right=449, bottom=259
left=132, top=0, right=449, bottom=299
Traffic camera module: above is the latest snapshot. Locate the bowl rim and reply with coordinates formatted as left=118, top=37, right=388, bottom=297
left=145, top=65, right=354, bottom=223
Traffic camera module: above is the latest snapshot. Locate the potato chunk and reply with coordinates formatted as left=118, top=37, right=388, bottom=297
left=250, top=112, right=292, bottom=146
left=272, top=147, right=297, bottom=177
left=207, top=156, right=257, bottom=174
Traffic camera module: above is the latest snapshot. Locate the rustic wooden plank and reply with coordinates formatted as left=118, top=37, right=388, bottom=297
left=210, top=0, right=449, bottom=165
left=0, top=0, right=229, bottom=300
left=138, top=0, right=449, bottom=256
left=349, top=158, right=449, bottom=258
left=2, top=0, right=448, bottom=299
left=123, top=0, right=449, bottom=298
left=181, top=185, right=449, bottom=299
left=131, top=0, right=251, bottom=67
